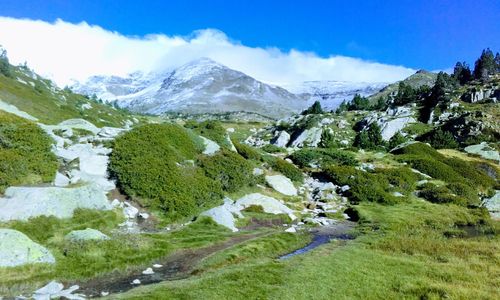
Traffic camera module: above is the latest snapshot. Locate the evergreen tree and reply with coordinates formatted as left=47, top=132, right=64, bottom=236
left=349, top=94, right=370, bottom=110
left=473, top=48, right=496, bottom=80
left=388, top=131, right=407, bottom=149
left=336, top=100, right=348, bottom=114
left=427, top=128, right=458, bottom=149
left=452, top=61, right=472, bottom=85
left=302, top=100, right=324, bottom=115
left=0, top=47, right=11, bottom=78
left=354, top=122, right=385, bottom=150
left=495, top=52, right=500, bottom=73
left=319, top=129, right=336, bottom=148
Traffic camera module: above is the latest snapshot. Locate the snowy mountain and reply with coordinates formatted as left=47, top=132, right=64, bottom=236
left=283, top=81, right=389, bottom=110
left=73, top=58, right=307, bottom=118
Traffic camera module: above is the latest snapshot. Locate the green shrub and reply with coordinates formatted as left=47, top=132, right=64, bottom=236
left=322, top=166, right=400, bottom=205
left=375, top=167, right=420, bottom=194
left=422, top=128, right=458, bottom=149
left=354, top=122, right=386, bottom=150
left=185, top=120, right=230, bottom=148
left=270, top=158, right=304, bottom=183
left=232, top=139, right=262, bottom=161
left=417, top=183, right=468, bottom=206
left=388, top=131, right=407, bottom=149
left=198, top=150, right=254, bottom=193
left=0, top=111, right=57, bottom=193
left=261, top=144, right=285, bottom=153
left=289, top=148, right=357, bottom=168
left=109, top=124, right=223, bottom=221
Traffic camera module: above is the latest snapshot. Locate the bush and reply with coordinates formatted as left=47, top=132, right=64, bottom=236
left=289, top=148, right=357, bottom=168
left=422, top=128, right=458, bottom=149
left=261, top=144, right=285, bottom=153
left=417, top=183, right=468, bottom=206
left=0, top=111, right=57, bottom=193
left=185, top=120, right=230, bottom=148
left=232, top=139, right=262, bottom=161
left=269, top=158, right=304, bottom=183
left=198, top=150, right=254, bottom=193
left=388, top=131, right=407, bottom=149
left=322, top=166, right=401, bottom=205
left=375, top=167, right=420, bottom=194
left=109, top=124, right=223, bottom=220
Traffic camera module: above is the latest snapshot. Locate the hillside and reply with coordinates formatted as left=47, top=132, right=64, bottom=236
left=0, top=62, right=133, bottom=127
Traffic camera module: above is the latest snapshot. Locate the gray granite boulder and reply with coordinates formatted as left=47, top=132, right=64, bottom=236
left=65, top=228, right=110, bottom=242
left=0, top=229, right=55, bottom=267
left=265, top=175, right=298, bottom=196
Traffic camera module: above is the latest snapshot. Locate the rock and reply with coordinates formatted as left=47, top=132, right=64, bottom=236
left=0, top=184, right=111, bottom=222
left=226, top=127, right=235, bottom=133
left=393, top=192, right=404, bottom=197
left=98, top=127, right=124, bottom=138
left=200, top=136, right=220, bottom=155
left=201, top=198, right=242, bottom=232
left=65, top=228, right=110, bottom=242
left=0, top=100, right=38, bottom=121
left=379, top=117, right=416, bottom=141
left=320, top=118, right=334, bottom=125
left=265, top=175, right=298, bottom=196
left=253, top=168, right=265, bottom=176
left=54, top=172, right=70, bottom=187
left=464, top=142, right=500, bottom=163
left=138, top=212, right=150, bottom=219
left=483, top=190, right=500, bottom=219
left=153, top=264, right=163, bottom=268
left=123, top=202, right=139, bottom=219
left=340, top=185, right=350, bottom=192
left=33, top=282, right=84, bottom=300
left=0, top=229, right=55, bottom=267
left=290, top=127, right=323, bottom=148
left=285, top=227, right=297, bottom=233
left=111, top=199, right=121, bottom=208
left=131, top=279, right=141, bottom=285
left=271, top=131, right=290, bottom=148
left=236, top=193, right=296, bottom=220
left=101, top=291, right=110, bottom=297
left=142, top=267, right=155, bottom=275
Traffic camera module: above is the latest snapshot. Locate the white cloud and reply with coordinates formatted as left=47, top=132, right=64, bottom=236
left=0, top=17, right=415, bottom=86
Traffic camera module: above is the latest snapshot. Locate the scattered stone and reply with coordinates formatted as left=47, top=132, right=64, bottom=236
left=101, top=291, right=110, bottom=297
left=289, top=127, right=323, bottom=148
left=131, top=279, right=141, bottom=285
left=226, top=127, right=235, bottom=133
left=201, top=198, right=243, bottom=232
left=340, top=185, right=350, bottom=192
left=253, top=168, right=265, bottom=176
left=142, top=267, right=155, bottom=275
left=123, top=202, right=139, bottom=219
left=285, top=227, right=297, bottom=233
left=265, top=175, right=298, bottom=196
left=65, top=228, right=110, bottom=242
left=153, top=264, right=163, bottom=268
left=33, top=281, right=84, bottom=300
left=111, top=199, right=121, bottom=208
left=0, top=229, right=55, bottom=267
left=138, top=212, right=150, bottom=220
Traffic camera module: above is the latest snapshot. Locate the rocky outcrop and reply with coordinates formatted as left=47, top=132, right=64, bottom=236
left=0, top=229, right=55, bottom=267
left=290, top=127, right=323, bottom=147
left=265, top=175, right=298, bottom=196
left=271, top=131, right=291, bottom=147
left=464, top=142, right=500, bottom=162
left=201, top=198, right=243, bottom=232
left=32, top=281, right=84, bottom=300
left=236, top=193, right=296, bottom=221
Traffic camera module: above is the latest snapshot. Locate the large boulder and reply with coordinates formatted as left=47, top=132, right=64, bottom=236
left=484, top=191, right=499, bottom=219
left=271, top=131, right=291, bottom=148
left=379, top=117, right=415, bottom=141
left=200, top=136, right=220, bottom=155
left=265, top=175, right=298, bottom=196
left=236, top=193, right=296, bottom=220
left=0, top=184, right=111, bottom=222
left=290, top=127, right=323, bottom=148
left=201, top=198, right=243, bottom=232
left=0, top=229, right=55, bottom=267
left=65, top=228, right=110, bottom=242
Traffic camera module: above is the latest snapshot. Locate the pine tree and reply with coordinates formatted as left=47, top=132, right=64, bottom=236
left=0, top=47, right=11, bottom=78
left=302, top=100, right=323, bottom=115
left=453, top=61, right=472, bottom=85
left=474, top=48, right=495, bottom=80
left=388, top=131, right=407, bottom=149
left=354, top=122, right=385, bottom=150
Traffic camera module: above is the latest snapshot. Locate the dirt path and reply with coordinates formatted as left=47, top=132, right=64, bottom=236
left=75, top=232, right=268, bottom=298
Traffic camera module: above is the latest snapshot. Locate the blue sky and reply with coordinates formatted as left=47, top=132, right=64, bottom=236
left=1, top=0, right=498, bottom=70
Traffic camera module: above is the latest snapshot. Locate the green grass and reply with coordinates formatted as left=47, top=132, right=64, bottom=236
left=111, top=200, right=499, bottom=300
left=0, top=111, right=58, bottom=193
left=0, top=65, right=132, bottom=127
left=0, top=213, right=235, bottom=296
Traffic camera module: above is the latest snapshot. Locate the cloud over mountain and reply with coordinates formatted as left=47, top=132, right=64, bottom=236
left=0, top=17, right=415, bottom=86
